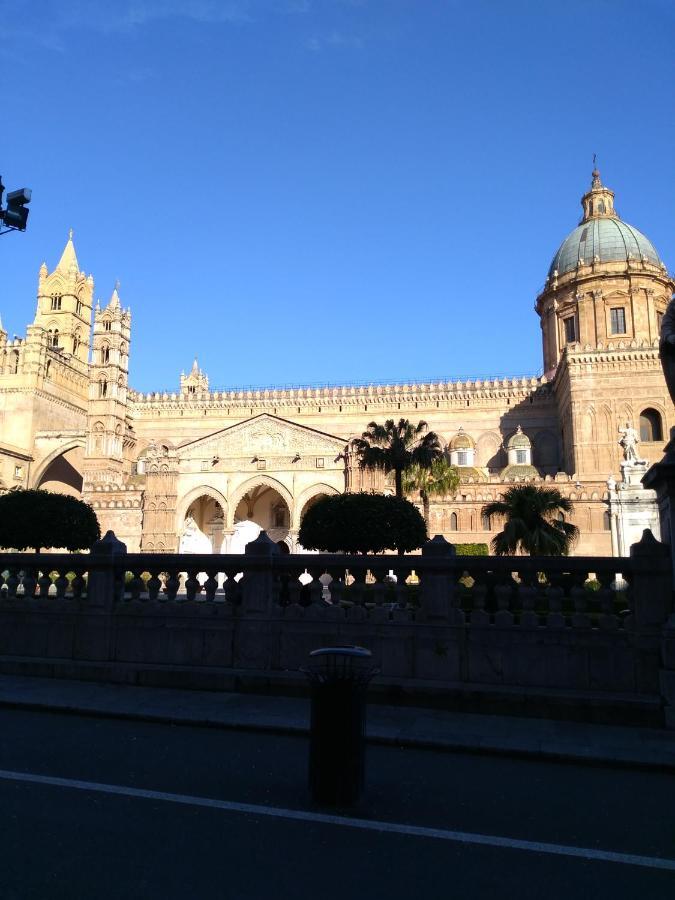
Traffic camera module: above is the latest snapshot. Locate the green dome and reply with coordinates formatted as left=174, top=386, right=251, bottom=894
left=549, top=217, right=662, bottom=278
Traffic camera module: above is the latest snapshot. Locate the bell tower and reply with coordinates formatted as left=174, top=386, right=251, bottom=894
left=84, top=284, right=132, bottom=482
left=33, top=230, right=93, bottom=371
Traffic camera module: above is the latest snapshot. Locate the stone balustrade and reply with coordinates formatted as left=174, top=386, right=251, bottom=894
left=1, top=530, right=673, bottom=725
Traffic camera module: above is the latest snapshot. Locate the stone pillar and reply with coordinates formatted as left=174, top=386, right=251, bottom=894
left=642, top=431, right=675, bottom=584
left=87, top=530, right=127, bottom=608
left=608, top=463, right=660, bottom=557
left=240, top=530, right=279, bottom=616
left=419, top=535, right=457, bottom=622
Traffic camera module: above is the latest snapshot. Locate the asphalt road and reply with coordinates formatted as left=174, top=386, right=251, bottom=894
left=0, top=707, right=673, bottom=899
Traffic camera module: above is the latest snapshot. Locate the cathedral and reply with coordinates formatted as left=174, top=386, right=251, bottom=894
left=0, top=170, right=672, bottom=555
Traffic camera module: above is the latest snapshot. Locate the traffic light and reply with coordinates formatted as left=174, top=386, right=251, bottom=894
left=4, top=187, right=32, bottom=230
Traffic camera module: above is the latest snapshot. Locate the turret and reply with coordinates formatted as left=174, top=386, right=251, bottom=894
left=84, top=283, right=132, bottom=480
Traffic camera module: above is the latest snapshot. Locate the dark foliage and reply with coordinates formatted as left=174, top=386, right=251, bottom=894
left=0, top=489, right=101, bottom=552
left=482, top=484, right=579, bottom=556
left=298, top=492, right=427, bottom=554
left=351, top=419, right=443, bottom=499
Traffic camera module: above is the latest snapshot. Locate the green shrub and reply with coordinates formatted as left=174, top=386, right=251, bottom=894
left=454, top=543, right=489, bottom=556
left=299, top=492, right=427, bottom=554
left=0, top=489, right=100, bottom=552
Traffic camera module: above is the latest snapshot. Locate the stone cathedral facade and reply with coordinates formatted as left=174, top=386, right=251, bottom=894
left=0, top=171, right=672, bottom=555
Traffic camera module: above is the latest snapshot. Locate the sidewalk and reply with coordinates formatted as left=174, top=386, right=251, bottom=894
left=1, top=673, right=674, bottom=770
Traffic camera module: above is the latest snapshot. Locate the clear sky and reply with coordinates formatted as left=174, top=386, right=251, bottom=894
left=1, top=0, right=673, bottom=393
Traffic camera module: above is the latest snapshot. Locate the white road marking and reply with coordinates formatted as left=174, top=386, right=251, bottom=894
left=1, top=768, right=674, bottom=872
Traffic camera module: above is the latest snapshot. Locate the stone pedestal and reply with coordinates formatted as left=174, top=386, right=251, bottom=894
left=608, top=461, right=660, bottom=557
left=642, top=429, right=675, bottom=585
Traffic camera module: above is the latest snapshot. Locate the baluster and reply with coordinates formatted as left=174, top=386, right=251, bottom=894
left=203, top=569, right=218, bottom=602
left=71, top=569, right=85, bottom=600
left=570, top=574, right=590, bottom=628
left=146, top=570, right=161, bottom=601
left=305, top=567, right=323, bottom=607
left=328, top=577, right=344, bottom=607
left=494, top=575, right=514, bottom=627
left=470, top=580, right=489, bottom=626
left=37, top=570, right=52, bottom=599
left=518, top=571, right=539, bottom=627
left=6, top=567, right=19, bottom=599
left=164, top=568, right=180, bottom=601
left=22, top=567, right=37, bottom=599
left=223, top=569, right=241, bottom=606
left=545, top=577, right=565, bottom=628
left=129, top=569, right=143, bottom=602
left=596, top=570, right=618, bottom=630
left=287, top=574, right=303, bottom=608
left=185, top=568, right=200, bottom=601
left=54, top=570, right=68, bottom=599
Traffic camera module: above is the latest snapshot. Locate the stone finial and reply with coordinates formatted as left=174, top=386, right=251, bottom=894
left=422, top=534, right=456, bottom=557
left=91, top=530, right=127, bottom=555
left=630, top=528, right=670, bottom=559
left=244, top=530, right=280, bottom=556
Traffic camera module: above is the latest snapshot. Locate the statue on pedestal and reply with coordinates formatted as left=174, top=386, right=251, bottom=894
left=618, top=422, right=642, bottom=465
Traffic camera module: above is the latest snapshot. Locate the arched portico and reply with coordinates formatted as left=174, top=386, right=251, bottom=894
left=226, top=474, right=294, bottom=529
left=31, top=439, right=86, bottom=490
left=176, top=484, right=229, bottom=530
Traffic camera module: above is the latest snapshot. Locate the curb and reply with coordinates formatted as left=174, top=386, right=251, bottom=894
left=2, top=697, right=673, bottom=773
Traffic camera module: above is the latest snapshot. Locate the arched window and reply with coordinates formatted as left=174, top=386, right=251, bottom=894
left=639, top=408, right=663, bottom=442
left=100, top=345, right=110, bottom=364
left=72, top=333, right=81, bottom=356
left=48, top=329, right=59, bottom=348
left=99, top=378, right=107, bottom=398
left=103, top=319, right=112, bottom=332
left=597, top=200, right=606, bottom=214
left=481, top=513, right=491, bottom=531
left=603, top=510, right=611, bottom=531
left=449, top=512, right=458, bottom=532
left=10, top=350, right=19, bottom=374
left=50, top=294, right=62, bottom=311
left=76, top=299, right=83, bottom=317
left=45, top=360, right=51, bottom=380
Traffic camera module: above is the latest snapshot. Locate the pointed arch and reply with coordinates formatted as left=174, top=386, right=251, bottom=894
left=226, top=474, right=293, bottom=528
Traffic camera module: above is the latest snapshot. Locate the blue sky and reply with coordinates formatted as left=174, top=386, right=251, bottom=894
left=1, top=0, right=673, bottom=392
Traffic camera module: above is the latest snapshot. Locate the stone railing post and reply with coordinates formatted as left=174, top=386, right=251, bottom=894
left=629, top=529, right=675, bottom=728
left=419, top=535, right=457, bottom=622
left=87, top=530, right=127, bottom=609
left=629, top=529, right=672, bottom=628
left=642, top=438, right=675, bottom=585
left=240, top=531, right=279, bottom=616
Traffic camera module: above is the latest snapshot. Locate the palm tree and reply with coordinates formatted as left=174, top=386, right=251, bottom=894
left=481, top=484, right=579, bottom=556
left=351, top=419, right=443, bottom=499
left=403, top=457, right=460, bottom=529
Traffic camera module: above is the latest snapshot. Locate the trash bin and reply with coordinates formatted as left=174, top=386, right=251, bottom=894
left=304, top=646, right=378, bottom=807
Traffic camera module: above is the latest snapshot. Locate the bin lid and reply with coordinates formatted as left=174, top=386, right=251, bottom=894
left=309, top=646, right=372, bottom=659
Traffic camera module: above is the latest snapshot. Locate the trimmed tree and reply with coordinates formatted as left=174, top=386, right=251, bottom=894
left=481, top=484, right=579, bottom=556
left=403, top=457, right=460, bottom=528
left=298, top=492, right=427, bottom=555
left=351, top=418, right=444, bottom=499
left=0, top=489, right=101, bottom=552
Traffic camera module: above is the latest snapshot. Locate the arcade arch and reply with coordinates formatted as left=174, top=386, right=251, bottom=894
left=33, top=442, right=85, bottom=497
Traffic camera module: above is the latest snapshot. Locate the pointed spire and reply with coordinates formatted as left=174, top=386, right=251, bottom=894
left=55, top=229, right=80, bottom=274
left=109, top=281, right=121, bottom=309
left=191, top=357, right=199, bottom=374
